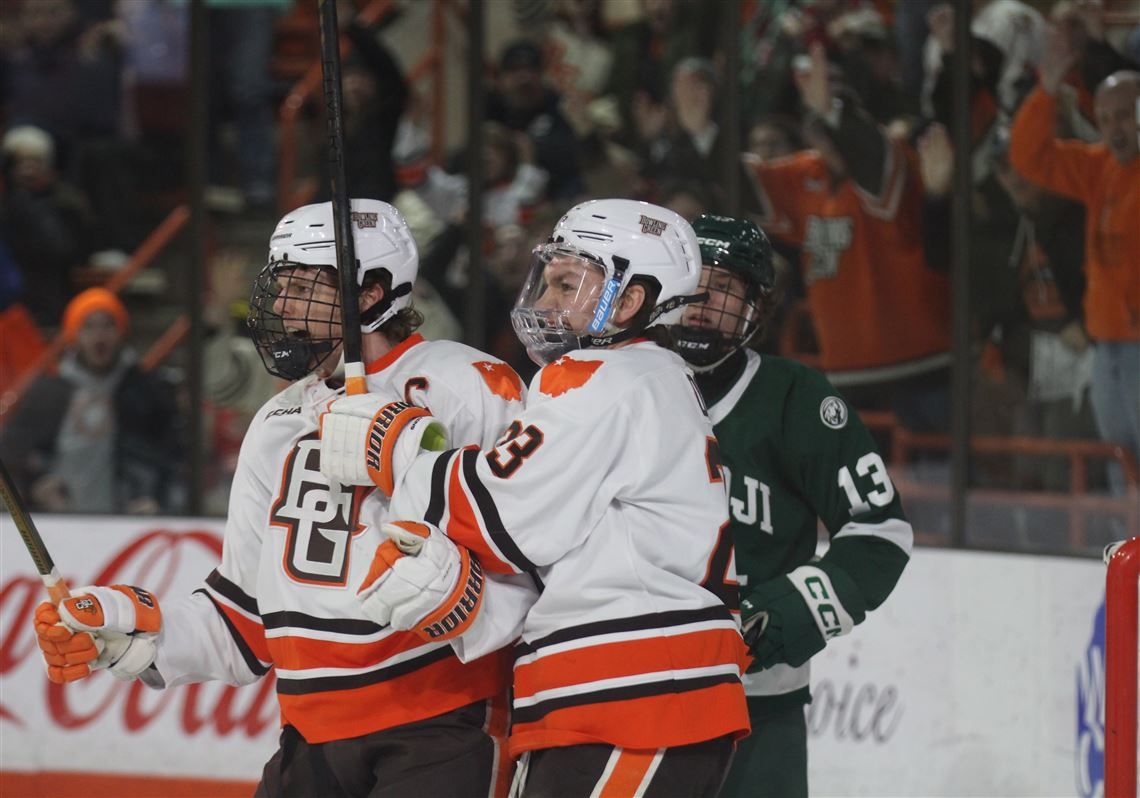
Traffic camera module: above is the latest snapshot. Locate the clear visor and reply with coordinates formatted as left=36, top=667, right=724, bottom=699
left=510, top=245, right=618, bottom=366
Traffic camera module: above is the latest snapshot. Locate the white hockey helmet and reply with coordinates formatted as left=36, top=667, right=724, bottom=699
left=510, top=198, right=703, bottom=365
left=266, top=199, right=418, bottom=330
left=248, top=199, right=419, bottom=379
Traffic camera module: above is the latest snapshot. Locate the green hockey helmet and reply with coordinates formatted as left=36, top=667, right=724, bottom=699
left=674, top=214, right=776, bottom=369
left=693, top=214, right=775, bottom=297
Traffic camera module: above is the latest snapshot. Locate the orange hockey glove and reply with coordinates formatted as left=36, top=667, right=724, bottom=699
left=34, top=585, right=161, bottom=684
left=357, top=521, right=484, bottom=641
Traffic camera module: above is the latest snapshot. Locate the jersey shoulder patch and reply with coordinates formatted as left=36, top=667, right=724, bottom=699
left=472, top=360, right=524, bottom=401
left=819, top=395, right=848, bottom=429
left=538, top=357, right=604, bottom=397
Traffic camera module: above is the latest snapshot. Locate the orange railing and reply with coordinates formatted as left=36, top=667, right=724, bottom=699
left=277, top=0, right=454, bottom=213
left=0, top=205, right=191, bottom=424
left=861, top=410, right=1140, bottom=546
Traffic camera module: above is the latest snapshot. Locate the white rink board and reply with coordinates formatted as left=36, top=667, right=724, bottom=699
left=0, top=518, right=1114, bottom=794
left=807, top=547, right=1108, bottom=797
left=0, top=516, right=275, bottom=780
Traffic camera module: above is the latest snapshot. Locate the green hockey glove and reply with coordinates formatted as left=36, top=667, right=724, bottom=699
left=740, top=565, right=858, bottom=669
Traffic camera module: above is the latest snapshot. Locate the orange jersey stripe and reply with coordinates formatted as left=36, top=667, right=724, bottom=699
left=508, top=681, right=749, bottom=757
left=597, top=749, right=659, bottom=798
left=279, top=648, right=510, bottom=743
left=215, top=601, right=271, bottom=664
left=513, top=628, right=747, bottom=700
left=445, top=450, right=515, bottom=573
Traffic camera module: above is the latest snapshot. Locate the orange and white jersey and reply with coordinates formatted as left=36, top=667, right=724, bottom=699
left=146, top=335, right=525, bottom=744
left=392, top=342, right=751, bottom=757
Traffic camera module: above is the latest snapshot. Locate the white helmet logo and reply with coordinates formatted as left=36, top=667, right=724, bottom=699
left=639, top=215, right=667, bottom=236
left=820, top=396, right=848, bottom=429
left=351, top=211, right=378, bottom=229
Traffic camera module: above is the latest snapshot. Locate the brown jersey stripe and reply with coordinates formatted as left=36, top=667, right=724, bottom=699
left=261, top=609, right=382, bottom=635
left=515, top=605, right=733, bottom=654
left=275, top=645, right=454, bottom=694
left=196, top=589, right=271, bottom=676
left=460, top=447, right=537, bottom=573
left=511, top=671, right=742, bottom=724
left=514, top=627, right=747, bottom=699
left=205, top=569, right=259, bottom=616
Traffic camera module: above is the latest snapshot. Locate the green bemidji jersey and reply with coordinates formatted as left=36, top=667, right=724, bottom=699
left=699, top=349, right=913, bottom=706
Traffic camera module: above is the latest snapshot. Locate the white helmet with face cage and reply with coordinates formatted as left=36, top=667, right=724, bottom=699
left=248, top=199, right=419, bottom=379
left=510, top=199, right=703, bottom=365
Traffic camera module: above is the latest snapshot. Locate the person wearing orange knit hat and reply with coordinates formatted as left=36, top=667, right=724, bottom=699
left=0, top=287, right=183, bottom=514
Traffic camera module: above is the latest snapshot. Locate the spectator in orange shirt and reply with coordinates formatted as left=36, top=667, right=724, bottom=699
left=743, top=43, right=952, bottom=432
left=1009, top=31, right=1140, bottom=484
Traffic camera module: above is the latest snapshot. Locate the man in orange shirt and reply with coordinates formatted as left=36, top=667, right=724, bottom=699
left=1009, top=29, right=1140, bottom=482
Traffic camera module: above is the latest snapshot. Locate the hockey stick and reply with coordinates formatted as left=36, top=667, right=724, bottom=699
left=0, top=457, right=71, bottom=604
left=317, top=0, right=366, bottom=396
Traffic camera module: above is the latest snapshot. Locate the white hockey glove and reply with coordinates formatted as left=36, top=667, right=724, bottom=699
left=34, top=585, right=161, bottom=683
left=357, top=521, right=485, bottom=641
left=319, top=396, right=448, bottom=495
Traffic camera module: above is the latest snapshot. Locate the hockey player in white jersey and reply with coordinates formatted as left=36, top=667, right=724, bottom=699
left=31, top=200, right=525, bottom=797
left=318, top=199, right=752, bottom=798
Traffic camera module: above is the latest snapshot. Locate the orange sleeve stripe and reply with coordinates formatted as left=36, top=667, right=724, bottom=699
left=597, top=750, right=658, bottom=798
left=444, top=450, right=515, bottom=573
left=513, top=628, right=746, bottom=699
left=279, top=648, right=511, bottom=743
left=266, top=629, right=428, bottom=672
left=507, top=681, right=749, bottom=758
left=215, top=602, right=271, bottom=664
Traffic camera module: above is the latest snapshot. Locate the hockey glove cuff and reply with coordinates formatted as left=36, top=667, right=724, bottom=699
left=740, top=565, right=862, bottom=669
left=357, top=521, right=484, bottom=642
left=319, top=396, right=447, bottom=495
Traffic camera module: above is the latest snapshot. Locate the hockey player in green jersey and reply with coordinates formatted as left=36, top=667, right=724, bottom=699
left=673, top=214, right=913, bottom=797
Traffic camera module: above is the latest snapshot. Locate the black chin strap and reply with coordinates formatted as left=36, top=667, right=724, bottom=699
left=578, top=290, right=709, bottom=350
left=361, top=281, right=412, bottom=328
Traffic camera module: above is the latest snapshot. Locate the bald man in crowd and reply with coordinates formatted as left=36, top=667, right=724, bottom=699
left=1010, top=43, right=1140, bottom=485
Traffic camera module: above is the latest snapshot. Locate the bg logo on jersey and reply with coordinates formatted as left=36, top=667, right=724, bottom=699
left=270, top=435, right=369, bottom=586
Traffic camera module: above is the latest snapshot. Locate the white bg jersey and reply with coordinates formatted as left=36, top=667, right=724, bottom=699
left=392, top=342, right=750, bottom=757
left=145, top=335, right=524, bottom=743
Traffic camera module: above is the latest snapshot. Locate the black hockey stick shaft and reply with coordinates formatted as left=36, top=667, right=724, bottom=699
left=317, top=0, right=366, bottom=395
left=0, top=457, right=71, bottom=604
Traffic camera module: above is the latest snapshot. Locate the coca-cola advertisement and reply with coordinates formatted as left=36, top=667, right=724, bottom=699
left=1, top=517, right=276, bottom=792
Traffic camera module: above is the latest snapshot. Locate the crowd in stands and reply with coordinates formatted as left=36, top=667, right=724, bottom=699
left=0, top=0, right=1136, bottom=549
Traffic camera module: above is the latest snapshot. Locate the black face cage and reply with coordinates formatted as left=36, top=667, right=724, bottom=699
left=672, top=274, right=766, bottom=369
left=248, top=263, right=342, bottom=380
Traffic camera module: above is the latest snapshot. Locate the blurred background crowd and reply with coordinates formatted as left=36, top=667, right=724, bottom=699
left=0, top=0, right=1136, bottom=557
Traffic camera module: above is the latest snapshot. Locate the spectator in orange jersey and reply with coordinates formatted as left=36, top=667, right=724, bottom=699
left=0, top=240, right=46, bottom=404
left=1009, top=30, right=1140, bottom=485
left=743, top=42, right=952, bottom=432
